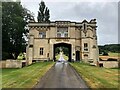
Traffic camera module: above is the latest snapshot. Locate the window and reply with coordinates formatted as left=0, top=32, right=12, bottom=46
left=64, top=33, right=68, bottom=37
left=84, top=43, right=88, bottom=47
left=57, top=33, right=61, bottom=37
left=40, top=48, right=43, bottom=55
left=39, top=32, right=46, bottom=38
left=57, top=27, right=68, bottom=37
left=84, top=54, right=88, bottom=57
left=84, top=43, right=88, bottom=51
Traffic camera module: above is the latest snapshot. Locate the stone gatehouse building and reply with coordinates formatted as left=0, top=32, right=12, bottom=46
left=26, top=19, right=99, bottom=65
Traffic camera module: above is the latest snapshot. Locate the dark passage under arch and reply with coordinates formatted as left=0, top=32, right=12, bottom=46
left=53, top=43, right=72, bottom=62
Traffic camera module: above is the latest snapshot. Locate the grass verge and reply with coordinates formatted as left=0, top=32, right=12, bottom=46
left=70, top=62, right=119, bottom=89
left=1, top=62, right=54, bottom=88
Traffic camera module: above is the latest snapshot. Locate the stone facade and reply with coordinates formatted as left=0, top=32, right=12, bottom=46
left=26, top=19, right=99, bottom=65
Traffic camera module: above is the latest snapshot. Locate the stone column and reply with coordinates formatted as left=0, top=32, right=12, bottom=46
left=28, top=48, right=33, bottom=65
left=92, top=36, right=99, bottom=66
left=27, top=35, right=34, bottom=65
left=72, top=45, right=75, bottom=61
left=49, top=42, right=53, bottom=61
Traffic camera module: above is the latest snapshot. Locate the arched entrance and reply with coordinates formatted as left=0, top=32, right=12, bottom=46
left=53, top=43, right=72, bottom=62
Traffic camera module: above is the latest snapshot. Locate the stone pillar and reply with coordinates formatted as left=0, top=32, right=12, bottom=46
left=49, top=43, right=53, bottom=61
left=26, top=35, right=34, bottom=65
left=92, top=46, right=97, bottom=65
left=28, top=48, right=33, bottom=65
left=92, top=35, right=99, bottom=66
left=47, top=39, right=50, bottom=61
left=72, top=45, right=75, bottom=61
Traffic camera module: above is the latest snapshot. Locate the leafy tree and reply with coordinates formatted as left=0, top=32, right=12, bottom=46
left=37, top=1, right=50, bottom=22
left=55, top=47, right=60, bottom=55
left=62, top=47, right=69, bottom=56
left=102, top=51, right=108, bottom=56
left=2, top=2, right=34, bottom=59
left=98, top=44, right=120, bottom=55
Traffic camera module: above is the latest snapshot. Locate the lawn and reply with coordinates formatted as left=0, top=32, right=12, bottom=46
left=70, top=62, right=119, bottom=89
left=108, top=52, right=120, bottom=57
left=55, top=54, right=60, bottom=60
left=63, top=54, right=68, bottom=60
left=55, top=54, right=68, bottom=61
left=1, top=62, right=54, bottom=88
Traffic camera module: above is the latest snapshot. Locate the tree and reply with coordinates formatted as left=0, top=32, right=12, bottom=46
left=55, top=47, right=60, bottom=55
left=2, top=2, right=34, bottom=59
left=37, top=1, right=50, bottom=22
left=62, top=47, right=69, bottom=56
left=98, top=44, right=120, bottom=55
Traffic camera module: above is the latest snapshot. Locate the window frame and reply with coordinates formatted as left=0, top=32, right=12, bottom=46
left=57, top=27, right=68, bottom=37
left=39, top=32, right=46, bottom=38
left=40, top=47, right=44, bottom=55
left=84, top=43, right=88, bottom=51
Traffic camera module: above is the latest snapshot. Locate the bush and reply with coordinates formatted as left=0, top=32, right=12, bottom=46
left=102, top=51, right=108, bottom=56
left=17, top=53, right=25, bottom=60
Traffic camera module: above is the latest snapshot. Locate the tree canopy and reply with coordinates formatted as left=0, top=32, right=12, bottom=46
left=2, top=2, right=34, bottom=60
left=55, top=47, right=69, bottom=56
left=37, top=1, right=50, bottom=22
left=98, top=44, right=120, bottom=55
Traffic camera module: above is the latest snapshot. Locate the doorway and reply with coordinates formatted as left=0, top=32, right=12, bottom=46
left=76, top=51, right=80, bottom=61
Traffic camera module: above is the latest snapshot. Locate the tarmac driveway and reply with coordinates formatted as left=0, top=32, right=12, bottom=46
left=34, top=54, right=89, bottom=88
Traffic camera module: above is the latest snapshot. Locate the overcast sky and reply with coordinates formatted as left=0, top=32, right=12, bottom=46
left=21, top=0, right=119, bottom=45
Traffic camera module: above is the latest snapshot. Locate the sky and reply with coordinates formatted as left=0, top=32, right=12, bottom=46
left=20, top=0, right=119, bottom=45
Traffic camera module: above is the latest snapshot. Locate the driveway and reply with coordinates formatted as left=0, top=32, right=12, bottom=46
left=34, top=54, right=89, bottom=88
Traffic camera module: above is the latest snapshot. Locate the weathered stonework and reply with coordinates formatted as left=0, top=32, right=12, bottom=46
left=26, top=19, right=99, bottom=65
left=0, top=60, right=23, bottom=68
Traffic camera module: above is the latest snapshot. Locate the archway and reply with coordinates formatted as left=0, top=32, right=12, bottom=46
left=53, top=43, right=72, bottom=62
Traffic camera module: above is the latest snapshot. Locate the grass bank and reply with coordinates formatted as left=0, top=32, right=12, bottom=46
left=70, top=62, right=119, bottom=89
left=2, top=62, right=54, bottom=88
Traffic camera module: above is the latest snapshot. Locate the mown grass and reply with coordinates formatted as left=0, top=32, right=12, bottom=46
left=55, top=54, right=60, bottom=60
left=1, top=62, right=54, bottom=88
left=70, top=62, right=119, bottom=89
left=108, top=52, right=120, bottom=57
left=63, top=54, right=68, bottom=60
left=55, top=54, right=68, bottom=61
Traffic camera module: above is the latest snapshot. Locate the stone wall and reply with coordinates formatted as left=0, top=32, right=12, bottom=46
left=0, top=60, right=25, bottom=68
left=0, top=61, right=6, bottom=68
left=99, top=61, right=118, bottom=68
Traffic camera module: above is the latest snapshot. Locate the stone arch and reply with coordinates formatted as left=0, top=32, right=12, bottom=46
left=53, top=42, right=72, bottom=62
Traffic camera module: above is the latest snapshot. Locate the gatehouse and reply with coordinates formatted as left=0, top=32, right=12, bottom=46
left=26, top=19, right=99, bottom=65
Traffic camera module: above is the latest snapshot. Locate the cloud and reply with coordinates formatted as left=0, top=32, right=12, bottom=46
left=21, top=1, right=118, bottom=45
